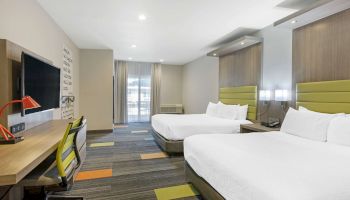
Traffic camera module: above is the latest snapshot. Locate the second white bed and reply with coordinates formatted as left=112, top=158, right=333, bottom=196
left=152, top=114, right=252, bottom=140
left=184, top=132, right=350, bottom=200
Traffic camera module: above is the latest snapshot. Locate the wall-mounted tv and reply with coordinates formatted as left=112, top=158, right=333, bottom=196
left=21, top=53, right=61, bottom=115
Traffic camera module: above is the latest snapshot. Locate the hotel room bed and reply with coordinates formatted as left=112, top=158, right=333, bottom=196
left=152, top=114, right=252, bottom=153
left=184, top=79, right=350, bottom=200
left=185, top=132, right=350, bottom=200
left=151, top=85, right=258, bottom=153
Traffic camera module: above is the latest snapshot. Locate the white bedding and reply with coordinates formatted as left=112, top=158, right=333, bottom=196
left=151, top=114, right=252, bottom=140
left=184, top=132, right=350, bottom=200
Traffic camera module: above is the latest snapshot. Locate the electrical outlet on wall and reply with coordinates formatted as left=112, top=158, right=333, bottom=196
left=10, top=123, right=25, bottom=134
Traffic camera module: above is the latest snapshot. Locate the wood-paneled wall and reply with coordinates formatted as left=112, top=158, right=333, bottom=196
left=292, top=8, right=350, bottom=102
left=219, top=43, right=262, bottom=88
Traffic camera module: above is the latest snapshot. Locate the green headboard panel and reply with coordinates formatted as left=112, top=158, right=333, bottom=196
left=296, top=80, right=350, bottom=114
left=219, top=86, right=257, bottom=121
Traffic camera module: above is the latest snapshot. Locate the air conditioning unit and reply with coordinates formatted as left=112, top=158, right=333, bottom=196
left=160, top=104, right=183, bottom=114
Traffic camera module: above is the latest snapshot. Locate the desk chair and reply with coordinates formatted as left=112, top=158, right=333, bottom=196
left=20, top=117, right=86, bottom=200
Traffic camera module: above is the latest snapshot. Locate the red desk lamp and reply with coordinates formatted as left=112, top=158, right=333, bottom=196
left=0, top=96, right=40, bottom=144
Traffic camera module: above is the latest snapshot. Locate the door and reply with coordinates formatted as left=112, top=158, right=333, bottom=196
left=127, top=62, right=151, bottom=122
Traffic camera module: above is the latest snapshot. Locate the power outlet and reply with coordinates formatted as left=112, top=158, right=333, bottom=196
left=10, top=123, right=25, bottom=134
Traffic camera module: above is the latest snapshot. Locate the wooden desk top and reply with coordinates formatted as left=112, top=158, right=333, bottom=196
left=0, top=120, right=70, bottom=186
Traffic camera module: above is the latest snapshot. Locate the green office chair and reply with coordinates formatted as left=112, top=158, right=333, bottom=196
left=20, top=116, right=87, bottom=200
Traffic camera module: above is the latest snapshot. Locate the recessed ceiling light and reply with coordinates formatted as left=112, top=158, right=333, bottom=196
left=131, top=44, right=137, bottom=48
left=139, top=14, right=147, bottom=21
left=291, top=20, right=297, bottom=24
left=128, top=57, right=133, bottom=60
left=213, top=53, right=217, bottom=56
left=160, top=59, right=164, bottom=62
left=240, top=42, right=245, bottom=45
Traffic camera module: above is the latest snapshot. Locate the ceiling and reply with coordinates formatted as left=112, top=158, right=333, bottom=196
left=37, top=0, right=297, bottom=65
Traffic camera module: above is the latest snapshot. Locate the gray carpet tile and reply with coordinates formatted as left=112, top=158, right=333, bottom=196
left=59, top=123, right=201, bottom=200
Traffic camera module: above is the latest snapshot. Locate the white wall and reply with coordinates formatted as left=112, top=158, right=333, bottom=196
left=80, top=49, right=114, bottom=131
left=254, top=25, right=293, bottom=121
left=182, top=56, right=219, bottom=114
left=255, top=25, right=293, bottom=91
left=161, top=64, right=183, bottom=104
left=0, top=0, right=80, bottom=124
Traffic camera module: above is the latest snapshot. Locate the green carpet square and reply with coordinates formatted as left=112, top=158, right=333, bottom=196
left=154, top=184, right=199, bottom=200
left=90, top=142, right=115, bottom=147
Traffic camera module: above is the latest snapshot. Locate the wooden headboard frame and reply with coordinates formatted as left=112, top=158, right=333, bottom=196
left=296, top=80, right=350, bottom=114
left=219, top=86, right=257, bottom=121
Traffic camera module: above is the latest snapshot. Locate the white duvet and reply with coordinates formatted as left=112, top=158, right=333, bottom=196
left=151, top=114, right=252, bottom=140
left=184, top=132, right=350, bottom=200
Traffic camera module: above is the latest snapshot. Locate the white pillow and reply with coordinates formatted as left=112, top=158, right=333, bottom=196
left=216, top=102, right=239, bottom=120
left=327, top=116, right=350, bottom=146
left=236, top=105, right=248, bottom=120
left=281, top=108, right=336, bottom=142
left=298, top=106, right=309, bottom=112
left=299, top=106, right=345, bottom=116
left=206, top=102, right=218, bottom=117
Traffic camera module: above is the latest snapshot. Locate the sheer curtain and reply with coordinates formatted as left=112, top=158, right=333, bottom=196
left=127, top=62, right=152, bottom=122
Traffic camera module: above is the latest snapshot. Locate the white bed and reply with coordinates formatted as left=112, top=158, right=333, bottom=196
left=184, top=132, right=350, bottom=200
left=152, top=114, right=252, bottom=140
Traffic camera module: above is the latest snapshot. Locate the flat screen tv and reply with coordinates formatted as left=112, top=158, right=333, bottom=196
left=22, top=53, right=61, bottom=115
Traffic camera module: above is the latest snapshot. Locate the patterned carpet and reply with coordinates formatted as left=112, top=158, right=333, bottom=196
left=61, top=123, right=202, bottom=200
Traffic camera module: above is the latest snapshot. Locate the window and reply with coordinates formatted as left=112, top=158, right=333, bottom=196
left=127, top=62, right=151, bottom=122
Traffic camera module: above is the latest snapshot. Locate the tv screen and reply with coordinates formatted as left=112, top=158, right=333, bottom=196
left=22, top=53, right=61, bottom=114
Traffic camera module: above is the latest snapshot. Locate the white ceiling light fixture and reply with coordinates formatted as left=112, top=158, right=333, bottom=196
left=128, top=57, right=133, bottom=60
left=138, top=14, right=147, bottom=21
left=213, top=53, right=217, bottom=56
left=131, top=44, right=137, bottom=48
left=160, top=59, right=164, bottom=62
left=291, top=20, right=297, bottom=24
left=240, top=42, right=245, bottom=45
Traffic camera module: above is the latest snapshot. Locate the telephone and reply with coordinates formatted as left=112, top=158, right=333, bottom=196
left=261, top=118, right=280, bottom=128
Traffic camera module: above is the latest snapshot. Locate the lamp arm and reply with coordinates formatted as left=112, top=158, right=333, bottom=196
left=0, top=100, right=22, bottom=117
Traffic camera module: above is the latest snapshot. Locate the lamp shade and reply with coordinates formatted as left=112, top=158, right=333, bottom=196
left=22, top=96, right=41, bottom=109
left=259, top=90, right=272, bottom=101
left=274, top=90, right=290, bottom=101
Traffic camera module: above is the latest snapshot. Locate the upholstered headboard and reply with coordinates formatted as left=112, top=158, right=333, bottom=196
left=296, top=80, right=350, bottom=114
left=219, top=86, right=257, bottom=121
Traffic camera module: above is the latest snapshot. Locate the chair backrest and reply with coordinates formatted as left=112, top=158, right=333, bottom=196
left=56, top=116, right=86, bottom=186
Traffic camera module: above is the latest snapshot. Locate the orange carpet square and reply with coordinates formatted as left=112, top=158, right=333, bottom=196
left=140, top=152, right=168, bottom=160
left=75, top=169, right=113, bottom=181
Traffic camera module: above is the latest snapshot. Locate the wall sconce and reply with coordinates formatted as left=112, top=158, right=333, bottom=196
left=259, top=90, right=272, bottom=102
left=259, top=90, right=272, bottom=125
left=274, top=89, right=290, bottom=115
left=274, top=89, right=290, bottom=102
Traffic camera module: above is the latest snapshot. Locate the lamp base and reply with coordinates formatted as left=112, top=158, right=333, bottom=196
left=0, top=136, right=24, bottom=144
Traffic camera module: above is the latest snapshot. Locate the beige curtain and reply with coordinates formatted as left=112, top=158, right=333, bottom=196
left=114, top=60, right=128, bottom=124
left=151, top=63, right=162, bottom=117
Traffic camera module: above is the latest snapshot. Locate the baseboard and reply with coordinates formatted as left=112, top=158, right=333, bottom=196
left=87, top=129, right=113, bottom=134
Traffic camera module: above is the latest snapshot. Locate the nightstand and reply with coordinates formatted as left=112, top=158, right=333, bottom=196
left=240, top=123, right=280, bottom=133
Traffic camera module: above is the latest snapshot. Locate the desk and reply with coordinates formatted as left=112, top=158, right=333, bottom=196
left=0, top=120, right=71, bottom=186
